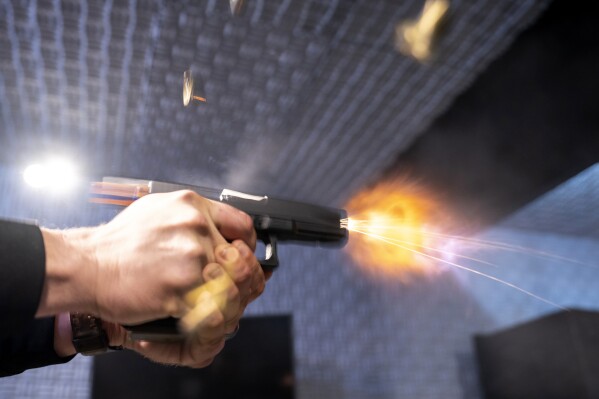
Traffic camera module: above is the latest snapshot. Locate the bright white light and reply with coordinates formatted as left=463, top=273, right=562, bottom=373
left=23, top=164, right=47, bottom=188
left=23, top=158, right=79, bottom=192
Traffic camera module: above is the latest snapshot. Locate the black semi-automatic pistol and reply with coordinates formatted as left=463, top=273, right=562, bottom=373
left=90, top=177, right=348, bottom=340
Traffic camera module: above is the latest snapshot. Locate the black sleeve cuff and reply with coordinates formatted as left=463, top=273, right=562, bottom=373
left=0, top=317, right=76, bottom=377
left=0, top=219, right=46, bottom=338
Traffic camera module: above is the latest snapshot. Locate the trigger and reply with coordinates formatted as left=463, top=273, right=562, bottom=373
left=259, top=234, right=279, bottom=270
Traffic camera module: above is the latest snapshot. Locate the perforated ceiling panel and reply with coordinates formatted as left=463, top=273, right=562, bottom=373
left=0, top=0, right=549, bottom=206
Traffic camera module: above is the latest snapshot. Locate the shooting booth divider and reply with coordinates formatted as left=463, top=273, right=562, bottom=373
left=475, top=309, right=599, bottom=399
left=92, top=315, right=294, bottom=399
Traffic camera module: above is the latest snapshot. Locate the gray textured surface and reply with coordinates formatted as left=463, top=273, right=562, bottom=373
left=0, top=356, right=92, bottom=398
left=502, top=164, right=599, bottom=239
left=0, top=0, right=549, bottom=206
left=4, top=1, right=597, bottom=399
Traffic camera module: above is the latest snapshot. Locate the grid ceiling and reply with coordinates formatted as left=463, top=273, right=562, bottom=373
left=0, top=0, right=549, bottom=207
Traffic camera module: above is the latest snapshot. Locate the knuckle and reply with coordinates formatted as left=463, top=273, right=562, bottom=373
left=230, top=244, right=259, bottom=282
left=227, top=283, right=240, bottom=304
left=239, top=212, right=254, bottom=231
left=202, top=263, right=221, bottom=281
left=204, top=309, right=225, bottom=330
left=176, top=189, right=199, bottom=203
left=183, top=242, right=207, bottom=262
left=167, top=265, right=202, bottom=292
left=163, top=297, right=187, bottom=317
left=186, top=211, right=210, bottom=233
left=234, top=240, right=257, bottom=263
left=165, top=274, right=187, bottom=292
left=231, top=262, right=253, bottom=284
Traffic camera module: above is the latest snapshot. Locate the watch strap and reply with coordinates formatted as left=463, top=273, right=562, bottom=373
left=70, top=312, right=110, bottom=356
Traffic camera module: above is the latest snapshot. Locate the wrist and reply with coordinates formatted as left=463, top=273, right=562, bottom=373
left=36, top=227, right=99, bottom=317
left=54, top=312, right=76, bottom=357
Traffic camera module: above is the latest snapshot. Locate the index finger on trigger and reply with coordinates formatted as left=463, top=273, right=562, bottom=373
left=208, top=200, right=256, bottom=250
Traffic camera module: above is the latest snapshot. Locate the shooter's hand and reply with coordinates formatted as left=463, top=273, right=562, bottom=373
left=101, top=241, right=265, bottom=367
left=41, top=190, right=265, bottom=351
left=89, top=190, right=263, bottom=325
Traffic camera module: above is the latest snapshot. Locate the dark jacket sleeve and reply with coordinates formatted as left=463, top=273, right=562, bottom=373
left=0, top=219, right=75, bottom=376
left=0, top=317, right=75, bottom=377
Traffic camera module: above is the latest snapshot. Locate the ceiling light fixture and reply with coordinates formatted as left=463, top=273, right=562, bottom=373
left=23, top=158, right=79, bottom=193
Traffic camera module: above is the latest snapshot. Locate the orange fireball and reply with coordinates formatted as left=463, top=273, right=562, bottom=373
left=344, top=178, right=451, bottom=281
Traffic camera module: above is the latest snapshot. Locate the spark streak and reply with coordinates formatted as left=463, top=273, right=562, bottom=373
left=342, top=218, right=497, bottom=268
left=349, top=227, right=568, bottom=311
left=369, top=223, right=597, bottom=269
left=345, top=218, right=595, bottom=269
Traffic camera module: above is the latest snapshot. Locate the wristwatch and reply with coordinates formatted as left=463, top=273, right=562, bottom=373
left=70, top=313, right=119, bottom=356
